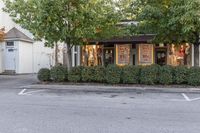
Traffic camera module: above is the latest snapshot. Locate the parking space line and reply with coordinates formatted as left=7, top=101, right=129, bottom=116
left=18, top=89, right=45, bottom=96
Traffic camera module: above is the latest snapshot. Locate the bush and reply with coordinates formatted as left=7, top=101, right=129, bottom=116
left=158, top=65, right=173, bottom=85
left=93, top=66, right=106, bottom=82
left=173, top=66, right=189, bottom=84
left=37, top=68, right=50, bottom=82
left=121, top=65, right=140, bottom=84
left=105, top=65, right=121, bottom=84
left=68, top=66, right=83, bottom=82
left=187, top=67, right=200, bottom=86
left=140, top=64, right=160, bottom=85
left=81, top=66, right=95, bottom=82
left=50, top=65, right=68, bottom=82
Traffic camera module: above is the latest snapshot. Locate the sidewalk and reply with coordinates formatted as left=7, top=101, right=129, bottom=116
left=20, top=83, right=200, bottom=93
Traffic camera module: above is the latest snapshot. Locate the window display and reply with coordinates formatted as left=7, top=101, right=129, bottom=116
left=82, top=45, right=103, bottom=66
left=168, top=43, right=191, bottom=66
left=139, top=44, right=154, bottom=65
left=116, top=44, right=130, bottom=65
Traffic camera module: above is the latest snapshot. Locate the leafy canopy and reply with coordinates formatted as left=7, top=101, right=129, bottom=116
left=3, top=0, right=123, bottom=47
left=132, top=0, right=200, bottom=44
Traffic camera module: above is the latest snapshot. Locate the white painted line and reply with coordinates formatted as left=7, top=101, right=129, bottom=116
left=181, top=93, right=200, bottom=102
left=24, top=90, right=45, bottom=95
left=18, top=89, right=45, bottom=96
left=18, top=89, right=27, bottom=95
left=182, top=93, right=191, bottom=101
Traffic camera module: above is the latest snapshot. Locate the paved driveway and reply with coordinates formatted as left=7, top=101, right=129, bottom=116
left=0, top=74, right=38, bottom=89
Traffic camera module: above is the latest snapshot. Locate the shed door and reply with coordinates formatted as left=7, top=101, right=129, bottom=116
left=5, top=42, right=16, bottom=71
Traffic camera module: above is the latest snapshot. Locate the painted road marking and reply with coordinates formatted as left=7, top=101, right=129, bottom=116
left=181, top=93, right=200, bottom=102
left=18, top=89, right=45, bottom=96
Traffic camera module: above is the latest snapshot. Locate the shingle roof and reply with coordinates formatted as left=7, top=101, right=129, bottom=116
left=5, top=27, right=34, bottom=43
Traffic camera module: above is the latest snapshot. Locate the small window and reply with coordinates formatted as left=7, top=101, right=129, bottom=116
left=6, top=42, right=14, bottom=47
left=8, top=49, right=14, bottom=52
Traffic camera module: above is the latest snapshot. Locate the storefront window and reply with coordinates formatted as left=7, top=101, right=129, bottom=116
left=168, top=43, right=191, bottom=66
left=139, top=44, right=154, bottom=65
left=82, top=45, right=103, bottom=66
left=116, top=44, right=130, bottom=65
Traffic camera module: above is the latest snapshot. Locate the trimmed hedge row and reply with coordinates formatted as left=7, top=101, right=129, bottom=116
left=37, top=65, right=200, bottom=86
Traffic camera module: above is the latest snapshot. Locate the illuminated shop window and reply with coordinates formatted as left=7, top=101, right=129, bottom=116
left=139, top=44, right=154, bottom=65
left=168, top=43, right=191, bottom=67
left=116, top=44, right=130, bottom=65
left=82, top=45, right=103, bottom=66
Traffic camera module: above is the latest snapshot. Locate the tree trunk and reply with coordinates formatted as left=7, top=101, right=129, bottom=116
left=55, top=43, right=58, bottom=65
left=194, top=43, right=199, bottom=67
left=63, top=43, right=72, bottom=71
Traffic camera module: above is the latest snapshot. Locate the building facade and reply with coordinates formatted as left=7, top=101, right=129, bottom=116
left=81, top=35, right=195, bottom=67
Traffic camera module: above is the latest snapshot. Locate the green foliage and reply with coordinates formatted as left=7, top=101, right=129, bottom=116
left=3, top=0, right=124, bottom=47
left=158, top=65, right=173, bottom=85
left=37, top=68, right=50, bottom=82
left=187, top=67, right=200, bottom=86
left=50, top=65, right=67, bottom=82
left=68, top=66, right=83, bottom=82
left=81, top=66, right=95, bottom=82
left=121, top=65, right=140, bottom=84
left=140, top=64, right=160, bottom=85
left=105, top=65, right=121, bottom=84
left=173, top=66, right=189, bottom=84
left=93, top=66, right=106, bottom=82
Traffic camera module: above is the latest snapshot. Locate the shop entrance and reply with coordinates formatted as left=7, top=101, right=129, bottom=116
left=155, top=48, right=167, bottom=66
left=104, top=45, right=114, bottom=66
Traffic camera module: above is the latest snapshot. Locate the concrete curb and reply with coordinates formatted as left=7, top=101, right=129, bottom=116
left=20, top=84, right=200, bottom=94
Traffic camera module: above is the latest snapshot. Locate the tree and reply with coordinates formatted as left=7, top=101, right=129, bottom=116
left=3, top=0, right=123, bottom=70
left=132, top=0, right=200, bottom=66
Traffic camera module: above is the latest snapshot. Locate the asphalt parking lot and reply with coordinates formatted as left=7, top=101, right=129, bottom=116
left=0, top=75, right=200, bottom=133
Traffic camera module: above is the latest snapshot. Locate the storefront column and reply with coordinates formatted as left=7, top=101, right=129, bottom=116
left=192, top=44, right=194, bottom=66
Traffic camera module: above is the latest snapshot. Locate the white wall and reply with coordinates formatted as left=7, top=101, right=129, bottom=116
left=0, top=1, right=57, bottom=73
left=17, top=41, right=33, bottom=73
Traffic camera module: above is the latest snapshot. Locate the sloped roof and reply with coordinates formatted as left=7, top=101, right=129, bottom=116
left=5, top=27, right=34, bottom=43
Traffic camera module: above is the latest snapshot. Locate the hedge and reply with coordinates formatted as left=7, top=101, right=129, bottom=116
left=50, top=65, right=68, bottom=82
left=93, top=66, right=106, bottom=82
left=105, top=65, right=121, bottom=84
left=38, top=65, right=200, bottom=86
left=140, top=64, right=160, bottom=85
left=68, top=66, right=83, bottom=82
left=38, top=68, right=50, bottom=82
left=188, top=67, right=200, bottom=86
left=158, top=65, right=173, bottom=85
left=173, top=66, right=189, bottom=84
left=82, top=66, right=95, bottom=82
left=121, top=65, right=140, bottom=84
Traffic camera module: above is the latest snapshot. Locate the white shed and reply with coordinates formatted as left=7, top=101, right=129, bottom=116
left=0, top=27, right=34, bottom=74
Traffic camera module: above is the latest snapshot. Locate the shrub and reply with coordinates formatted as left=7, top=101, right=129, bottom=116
left=68, top=66, right=83, bottom=82
left=187, top=67, right=200, bottom=86
left=37, top=68, right=50, bottom=82
left=105, top=65, right=121, bottom=84
left=93, top=66, right=106, bottom=82
left=81, top=66, right=95, bottom=82
left=173, top=66, right=189, bottom=84
left=50, top=65, right=67, bottom=82
left=140, top=64, right=160, bottom=85
left=158, top=65, right=173, bottom=85
left=121, top=65, right=140, bottom=84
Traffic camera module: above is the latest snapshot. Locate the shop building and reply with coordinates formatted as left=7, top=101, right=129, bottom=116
left=80, top=35, right=194, bottom=67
